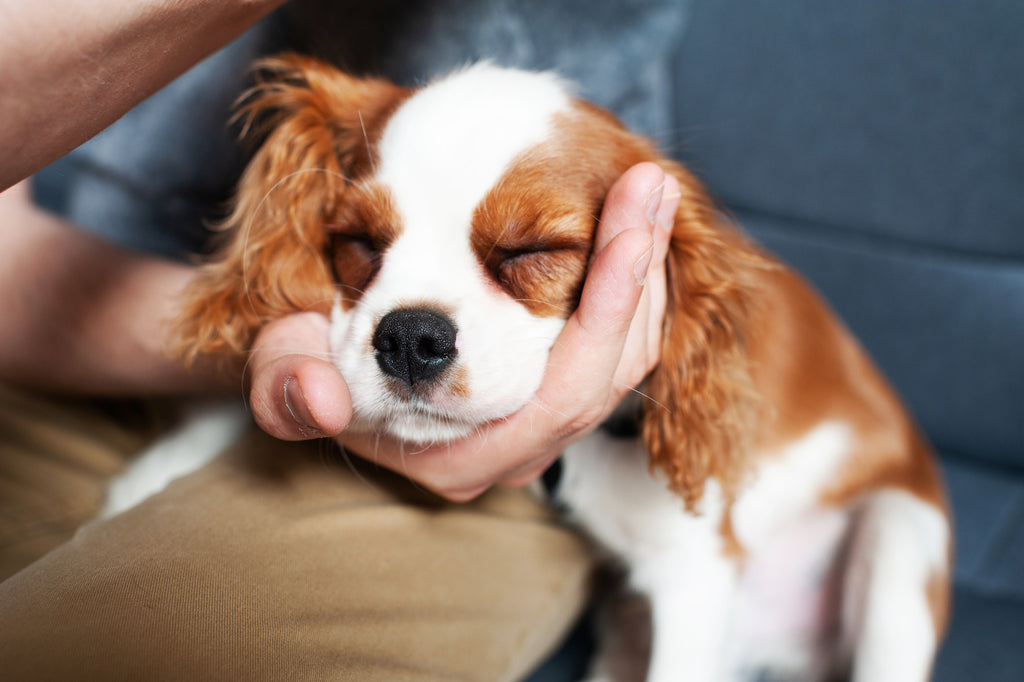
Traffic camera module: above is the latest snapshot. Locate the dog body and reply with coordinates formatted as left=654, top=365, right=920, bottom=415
left=558, top=267, right=949, bottom=680
left=113, top=57, right=950, bottom=681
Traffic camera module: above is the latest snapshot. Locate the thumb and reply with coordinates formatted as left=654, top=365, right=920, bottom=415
left=247, top=312, right=353, bottom=440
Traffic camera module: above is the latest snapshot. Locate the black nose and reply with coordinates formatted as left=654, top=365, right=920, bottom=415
left=372, top=308, right=458, bottom=386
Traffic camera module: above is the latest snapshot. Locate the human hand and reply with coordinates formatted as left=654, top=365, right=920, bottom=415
left=247, top=162, right=679, bottom=501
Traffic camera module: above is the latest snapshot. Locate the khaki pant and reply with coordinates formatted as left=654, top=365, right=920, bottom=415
left=0, top=384, right=594, bottom=681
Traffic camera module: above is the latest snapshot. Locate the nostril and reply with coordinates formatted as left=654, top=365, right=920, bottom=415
left=417, top=336, right=444, bottom=360
left=373, top=308, right=458, bottom=386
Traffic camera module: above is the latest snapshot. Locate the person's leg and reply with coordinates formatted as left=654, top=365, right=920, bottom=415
left=0, top=383, right=161, bottom=580
left=0, top=414, right=594, bottom=681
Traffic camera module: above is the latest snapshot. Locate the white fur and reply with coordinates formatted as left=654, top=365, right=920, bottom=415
left=842, top=490, right=948, bottom=682
left=728, top=422, right=856, bottom=679
left=560, top=420, right=946, bottom=682
left=101, top=402, right=249, bottom=518
left=560, top=421, right=856, bottom=681
left=376, top=63, right=571, bottom=234
left=560, top=430, right=740, bottom=681
left=330, top=65, right=572, bottom=443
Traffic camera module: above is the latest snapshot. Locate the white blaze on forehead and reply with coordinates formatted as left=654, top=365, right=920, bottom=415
left=374, top=64, right=572, bottom=227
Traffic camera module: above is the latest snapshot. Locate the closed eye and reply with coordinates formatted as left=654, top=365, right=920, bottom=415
left=329, top=230, right=383, bottom=297
left=488, top=241, right=590, bottom=316
left=333, top=231, right=378, bottom=258
left=494, top=244, right=568, bottom=278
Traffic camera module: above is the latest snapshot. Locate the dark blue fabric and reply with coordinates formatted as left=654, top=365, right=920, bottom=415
left=740, top=209, right=1024, bottom=471
left=941, top=456, right=1024, bottom=599
left=672, top=0, right=1024, bottom=258
left=289, top=0, right=690, bottom=140
left=933, top=588, right=1024, bottom=682
left=671, top=2, right=1024, bottom=680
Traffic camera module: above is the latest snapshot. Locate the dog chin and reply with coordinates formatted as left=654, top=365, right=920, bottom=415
left=349, top=410, right=482, bottom=446
left=388, top=415, right=480, bottom=445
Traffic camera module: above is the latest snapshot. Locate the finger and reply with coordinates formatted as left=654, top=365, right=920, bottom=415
left=531, top=225, right=652, bottom=445
left=533, top=163, right=671, bottom=426
left=615, top=172, right=679, bottom=389
left=338, top=428, right=497, bottom=501
left=248, top=312, right=353, bottom=441
left=593, top=161, right=667, bottom=253
left=616, top=280, right=653, bottom=390
left=644, top=173, right=679, bottom=359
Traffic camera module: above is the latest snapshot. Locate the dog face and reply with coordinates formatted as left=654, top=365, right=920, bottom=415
left=178, top=55, right=760, bottom=508
left=327, top=64, right=588, bottom=442
left=181, top=57, right=657, bottom=442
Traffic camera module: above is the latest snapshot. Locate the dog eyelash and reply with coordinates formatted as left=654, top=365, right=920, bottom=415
left=495, top=245, right=548, bottom=264
left=491, top=245, right=563, bottom=279
left=332, top=231, right=378, bottom=256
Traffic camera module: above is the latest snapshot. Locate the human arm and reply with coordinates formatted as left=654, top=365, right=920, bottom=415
left=0, top=0, right=287, bottom=190
left=0, top=181, right=232, bottom=394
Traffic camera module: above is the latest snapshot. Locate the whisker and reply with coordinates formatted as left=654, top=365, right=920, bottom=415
left=624, top=385, right=667, bottom=412
left=358, top=111, right=377, bottom=175
left=337, top=282, right=370, bottom=299
left=509, top=297, right=568, bottom=315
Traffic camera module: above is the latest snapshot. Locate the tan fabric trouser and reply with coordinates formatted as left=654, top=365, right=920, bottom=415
left=0, top=384, right=594, bottom=681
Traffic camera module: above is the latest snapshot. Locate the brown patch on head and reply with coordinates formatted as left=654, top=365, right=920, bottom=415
left=470, top=101, right=655, bottom=318
left=237, top=55, right=410, bottom=183
left=173, top=54, right=410, bottom=365
left=470, top=96, right=769, bottom=511
left=326, top=181, right=403, bottom=309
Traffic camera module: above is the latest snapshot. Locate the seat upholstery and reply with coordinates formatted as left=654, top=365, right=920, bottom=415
left=669, top=1, right=1024, bottom=678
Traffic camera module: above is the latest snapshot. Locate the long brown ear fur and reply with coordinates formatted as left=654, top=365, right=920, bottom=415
left=641, top=161, right=769, bottom=513
left=173, top=54, right=408, bottom=368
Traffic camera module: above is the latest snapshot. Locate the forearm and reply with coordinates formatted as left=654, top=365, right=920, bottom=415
left=0, top=0, right=287, bottom=190
left=0, top=182, right=236, bottom=395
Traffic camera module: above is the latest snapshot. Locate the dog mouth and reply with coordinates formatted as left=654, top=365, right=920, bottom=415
left=334, top=303, right=555, bottom=445
left=341, top=389, right=478, bottom=442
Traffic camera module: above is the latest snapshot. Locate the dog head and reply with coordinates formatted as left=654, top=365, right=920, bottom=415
left=178, top=55, right=760, bottom=508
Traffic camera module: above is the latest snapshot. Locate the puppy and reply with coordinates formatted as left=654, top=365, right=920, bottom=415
left=110, top=56, right=951, bottom=681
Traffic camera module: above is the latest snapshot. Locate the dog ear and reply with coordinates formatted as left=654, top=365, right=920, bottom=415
left=173, top=54, right=409, bottom=367
left=640, top=162, right=767, bottom=513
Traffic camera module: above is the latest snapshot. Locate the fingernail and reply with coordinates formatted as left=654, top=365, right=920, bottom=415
left=283, top=376, right=323, bottom=436
left=657, top=191, right=681, bottom=233
left=633, top=242, right=655, bottom=287
left=645, top=180, right=666, bottom=228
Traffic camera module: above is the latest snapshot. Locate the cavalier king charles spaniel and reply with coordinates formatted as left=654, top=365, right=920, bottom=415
left=106, top=55, right=951, bottom=682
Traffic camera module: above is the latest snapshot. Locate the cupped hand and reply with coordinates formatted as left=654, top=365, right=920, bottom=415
left=247, top=162, right=679, bottom=501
